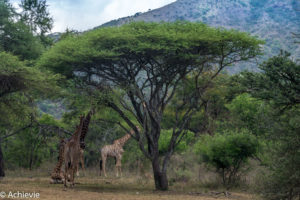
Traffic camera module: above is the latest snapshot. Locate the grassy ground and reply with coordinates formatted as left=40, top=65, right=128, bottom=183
left=0, top=174, right=261, bottom=200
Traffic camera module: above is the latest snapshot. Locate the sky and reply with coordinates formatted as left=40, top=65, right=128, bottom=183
left=13, top=0, right=176, bottom=33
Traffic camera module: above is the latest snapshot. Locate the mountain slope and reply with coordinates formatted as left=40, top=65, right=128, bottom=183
left=98, top=0, right=300, bottom=72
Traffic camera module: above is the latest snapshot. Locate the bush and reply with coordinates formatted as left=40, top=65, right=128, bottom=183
left=260, top=108, right=300, bottom=200
left=223, top=93, right=270, bottom=136
left=195, top=129, right=259, bottom=189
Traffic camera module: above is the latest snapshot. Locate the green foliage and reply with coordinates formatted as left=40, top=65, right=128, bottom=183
left=237, top=52, right=300, bottom=109
left=0, top=52, right=62, bottom=99
left=259, top=107, right=300, bottom=200
left=222, top=93, right=270, bottom=136
left=0, top=52, right=36, bottom=128
left=20, top=0, right=53, bottom=46
left=0, top=52, right=27, bottom=97
left=238, top=53, right=300, bottom=199
left=226, top=94, right=261, bottom=122
left=121, top=138, right=145, bottom=171
left=0, top=53, right=62, bottom=171
left=38, top=21, right=263, bottom=78
left=0, top=21, right=43, bottom=59
left=0, top=0, right=53, bottom=59
left=0, top=0, right=59, bottom=175
left=162, top=73, right=232, bottom=134
left=58, top=28, right=79, bottom=41
left=195, top=129, right=259, bottom=188
left=0, top=0, right=13, bottom=28
left=158, top=129, right=194, bottom=154
left=20, top=0, right=53, bottom=33
left=3, top=114, right=58, bottom=169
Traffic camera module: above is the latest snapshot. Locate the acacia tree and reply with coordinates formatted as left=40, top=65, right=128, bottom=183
left=39, top=22, right=262, bottom=190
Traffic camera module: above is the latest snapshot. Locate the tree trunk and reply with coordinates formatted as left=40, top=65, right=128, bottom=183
left=152, top=156, right=168, bottom=190
left=0, top=142, right=5, bottom=177
left=29, top=147, right=34, bottom=170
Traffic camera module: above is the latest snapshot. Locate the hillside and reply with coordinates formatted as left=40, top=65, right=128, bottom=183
left=98, top=0, right=300, bottom=72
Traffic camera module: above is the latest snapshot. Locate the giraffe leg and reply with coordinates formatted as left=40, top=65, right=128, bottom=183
left=71, top=167, right=75, bottom=187
left=64, top=165, right=68, bottom=188
left=80, top=154, right=85, bottom=175
left=99, top=160, right=102, bottom=176
left=102, top=157, right=107, bottom=177
left=73, top=167, right=76, bottom=186
left=119, top=165, right=122, bottom=177
left=116, top=166, right=121, bottom=177
left=115, top=164, right=118, bottom=177
left=119, top=155, right=122, bottom=177
left=76, top=164, right=80, bottom=176
left=115, top=156, right=122, bottom=177
left=70, top=169, right=73, bottom=187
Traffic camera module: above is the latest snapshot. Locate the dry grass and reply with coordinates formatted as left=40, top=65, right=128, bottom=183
left=0, top=174, right=261, bottom=200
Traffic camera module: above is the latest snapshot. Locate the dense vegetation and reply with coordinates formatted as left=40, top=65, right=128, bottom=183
left=0, top=0, right=299, bottom=199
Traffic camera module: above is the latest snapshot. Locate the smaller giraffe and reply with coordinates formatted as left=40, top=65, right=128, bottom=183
left=63, top=115, right=84, bottom=188
left=100, top=126, right=139, bottom=177
left=50, top=139, right=66, bottom=184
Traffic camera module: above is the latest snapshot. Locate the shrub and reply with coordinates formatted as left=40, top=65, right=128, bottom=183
left=195, top=129, right=259, bottom=189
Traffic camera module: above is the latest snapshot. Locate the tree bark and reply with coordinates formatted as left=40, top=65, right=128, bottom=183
left=152, top=156, right=168, bottom=191
left=0, top=142, right=5, bottom=177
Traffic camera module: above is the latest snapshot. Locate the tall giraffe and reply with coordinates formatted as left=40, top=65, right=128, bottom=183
left=63, top=115, right=84, bottom=188
left=50, top=139, right=66, bottom=184
left=76, top=109, right=94, bottom=176
left=100, top=127, right=138, bottom=177
left=50, top=110, right=93, bottom=183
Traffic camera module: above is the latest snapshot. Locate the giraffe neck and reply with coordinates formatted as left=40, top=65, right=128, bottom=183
left=80, top=111, right=92, bottom=145
left=53, top=139, right=65, bottom=174
left=114, top=133, right=131, bottom=147
left=72, top=116, right=84, bottom=142
left=57, top=140, right=65, bottom=167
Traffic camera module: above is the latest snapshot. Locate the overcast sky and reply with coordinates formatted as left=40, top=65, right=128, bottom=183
left=12, top=0, right=175, bottom=32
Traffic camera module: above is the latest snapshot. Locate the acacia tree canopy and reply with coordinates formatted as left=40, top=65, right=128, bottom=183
left=39, top=21, right=263, bottom=190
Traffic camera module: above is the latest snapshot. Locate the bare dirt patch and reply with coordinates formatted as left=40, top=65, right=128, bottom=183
left=0, top=177, right=260, bottom=200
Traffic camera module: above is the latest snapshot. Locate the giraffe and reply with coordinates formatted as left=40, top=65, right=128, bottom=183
left=76, top=109, right=94, bottom=176
left=50, top=139, right=66, bottom=184
left=99, top=126, right=139, bottom=177
left=63, top=115, right=84, bottom=188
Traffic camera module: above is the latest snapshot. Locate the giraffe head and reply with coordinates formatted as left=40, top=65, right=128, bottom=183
left=135, top=125, right=141, bottom=131
left=129, top=125, right=141, bottom=136
left=90, top=107, right=96, bottom=115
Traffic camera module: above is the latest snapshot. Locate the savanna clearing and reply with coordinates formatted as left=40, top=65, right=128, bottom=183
left=0, top=174, right=260, bottom=200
